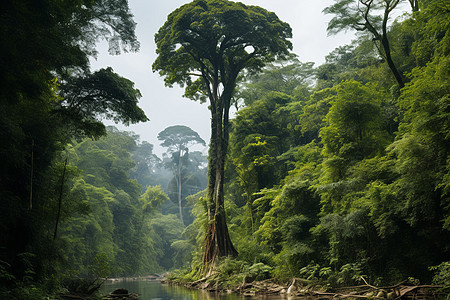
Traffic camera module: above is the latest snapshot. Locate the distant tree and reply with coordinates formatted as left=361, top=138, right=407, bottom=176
left=130, top=141, right=161, bottom=188
left=234, top=55, right=314, bottom=107
left=153, top=0, right=292, bottom=267
left=158, top=125, right=205, bottom=225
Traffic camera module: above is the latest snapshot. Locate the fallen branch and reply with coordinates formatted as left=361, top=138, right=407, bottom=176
left=311, top=290, right=385, bottom=299
left=360, top=276, right=381, bottom=290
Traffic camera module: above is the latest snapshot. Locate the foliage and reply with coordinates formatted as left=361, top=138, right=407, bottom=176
left=320, top=80, right=390, bottom=162
left=59, top=129, right=189, bottom=277
left=234, top=55, right=314, bottom=107
left=430, top=261, right=450, bottom=289
left=58, top=67, right=148, bottom=137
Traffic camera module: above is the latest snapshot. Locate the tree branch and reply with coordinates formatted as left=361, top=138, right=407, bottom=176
left=186, top=72, right=203, bottom=77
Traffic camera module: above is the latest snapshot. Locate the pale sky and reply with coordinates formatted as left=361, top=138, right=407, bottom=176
left=90, top=0, right=357, bottom=156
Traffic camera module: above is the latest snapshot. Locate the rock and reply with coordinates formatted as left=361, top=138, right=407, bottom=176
left=104, top=288, right=139, bottom=300
left=111, top=288, right=128, bottom=295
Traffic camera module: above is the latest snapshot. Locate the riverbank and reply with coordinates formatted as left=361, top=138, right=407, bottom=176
left=163, top=276, right=446, bottom=299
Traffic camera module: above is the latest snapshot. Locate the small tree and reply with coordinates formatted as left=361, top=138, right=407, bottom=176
left=153, top=0, right=292, bottom=268
left=158, top=125, right=205, bottom=225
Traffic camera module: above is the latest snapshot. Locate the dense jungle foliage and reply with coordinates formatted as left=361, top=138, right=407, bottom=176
left=0, top=0, right=449, bottom=298
left=0, top=0, right=206, bottom=298
left=170, top=0, right=450, bottom=290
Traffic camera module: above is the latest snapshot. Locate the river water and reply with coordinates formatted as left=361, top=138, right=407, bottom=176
left=101, top=279, right=287, bottom=300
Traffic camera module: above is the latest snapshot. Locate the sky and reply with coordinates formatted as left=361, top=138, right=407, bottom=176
left=90, top=0, right=356, bottom=156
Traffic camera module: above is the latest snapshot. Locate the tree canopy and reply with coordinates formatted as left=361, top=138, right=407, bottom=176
left=158, top=125, right=206, bottom=152
left=0, top=0, right=148, bottom=295
left=153, top=0, right=292, bottom=102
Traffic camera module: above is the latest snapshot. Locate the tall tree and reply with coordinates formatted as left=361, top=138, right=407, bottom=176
left=153, top=0, right=292, bottom=267
left=158, top=125, right=206, bottom=225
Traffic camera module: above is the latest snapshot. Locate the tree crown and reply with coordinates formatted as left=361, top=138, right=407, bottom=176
left=158, top=125, right=206, bottom=153
left=152, top=0, right=292, bottom=102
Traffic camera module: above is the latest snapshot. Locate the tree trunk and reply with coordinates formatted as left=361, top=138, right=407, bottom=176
left=381, top=29, right=404, bottom=88
left=202, top=99, right=237, bottom=269
left=409, top=0, right=419, bottom=11
left=381, top=1, right=404, bottom=88
left=177, top=147, right=184, bottom=226
left=29, top=139, right=34, bottom=210
left=362, top=0, right=404, bottom=89
left=54, top=157, right=68, bottom=240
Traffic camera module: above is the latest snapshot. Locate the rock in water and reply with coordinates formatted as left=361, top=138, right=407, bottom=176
left=105, top=288, right=139, bottom=299
left=111, top=288, right=128, bottom=295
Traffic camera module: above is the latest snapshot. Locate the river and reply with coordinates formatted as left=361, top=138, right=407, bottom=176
left=101, top=279, right=287, bottom=300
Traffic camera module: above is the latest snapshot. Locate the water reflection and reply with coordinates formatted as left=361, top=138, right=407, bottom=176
left=101, top=280, right=291, bottom=300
